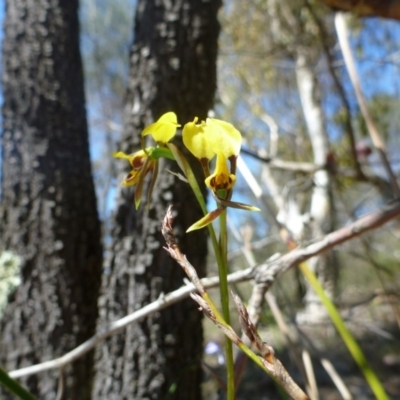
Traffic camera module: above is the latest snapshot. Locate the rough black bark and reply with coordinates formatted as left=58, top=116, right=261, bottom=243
left=93, top=0, right=221, bottom=399
left=0, top=0, right=102, bottom=399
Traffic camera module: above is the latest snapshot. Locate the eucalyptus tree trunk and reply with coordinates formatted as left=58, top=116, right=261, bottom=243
left=295, top=52, right=337, bottom=320
left=0, top=0, right=102, bottom=399
left=93, top=1, right=221, bottom=399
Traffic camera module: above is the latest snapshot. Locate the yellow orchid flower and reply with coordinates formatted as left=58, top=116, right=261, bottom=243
left=142, top=111, right=181, bottom=144
left=205, top=152, right=236, bottom=193
left=182, top=117, right=242, bottom=161
left=113, top=150, right=155, bottom=187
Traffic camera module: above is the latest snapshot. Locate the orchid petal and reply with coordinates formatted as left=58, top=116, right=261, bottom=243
left=142, top=112, right=181, bottom=143
left=182, top=117, right=242, bottom=161
left=182, top=117, right=215, bottom=160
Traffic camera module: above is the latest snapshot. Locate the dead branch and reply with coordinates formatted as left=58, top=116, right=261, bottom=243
left=9, top=265, right=253, bottom=379
left=9, top=199, right=400, bottom=380
left=319, top=0, right=400, bottom=21
left=255, top=200, right=400, bottom=287
left=335, top=12, right=400, bottom=198
left=164, top=207, right=309, bottom=399
left=231, top=292, right=309, bottom=400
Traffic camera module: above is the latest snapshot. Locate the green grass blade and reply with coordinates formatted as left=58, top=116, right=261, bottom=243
left=0, top=366, right=37, bottom=400
left=299, top=262, right=389, bottom=400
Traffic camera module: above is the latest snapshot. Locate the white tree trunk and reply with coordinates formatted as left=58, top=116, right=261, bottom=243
left=295, top=52, right=336, bottom=321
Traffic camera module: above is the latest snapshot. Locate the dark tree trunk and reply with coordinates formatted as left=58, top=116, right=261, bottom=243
left=0, top=0, right=102, bottom=399
left=93, top=0, right=221, bottom=399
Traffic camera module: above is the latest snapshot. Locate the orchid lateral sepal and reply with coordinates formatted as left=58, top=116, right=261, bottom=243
left=186, top=206, right=225, bottom=232
left=134, top=156, right=152, bottom=209
left=113, top=150, right=156, bottom=187
left=147, top=160, right=159, bottom=210
left=210, top=191, right=261, bottom=212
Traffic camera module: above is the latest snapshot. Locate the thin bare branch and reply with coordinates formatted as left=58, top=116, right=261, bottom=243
left=231, top=292, right=309, bottom=400
left=266, top=292, right=310, bottom=388
left=320, top=359, right=354, bottom=400
left=241, top=147, right=323, bottom=173
left=162, top=205, right=205, bottom=294
left=266, top=291, right=354, bottom=399
left=335, top=12, right=400, bottom=198
left=163, top=207, right=308, bottom=399
left=9, top=200, right=400, bottom=380
left=320, top=0, right=400, bottom=21
left=306, top=1, right=363, bottom=179
left=255, top=200, right=400, bottom=286
left=302, top=350, right=319, bottom=400
left=9, top=266, right=253, bottom=379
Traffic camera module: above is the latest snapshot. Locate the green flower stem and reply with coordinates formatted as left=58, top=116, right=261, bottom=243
left=219, top=208, right=235, bottom=400
left=299, top=262, right=389, bottom=400
left=187, top=164, right=235, bottom=399
left=0, top=366, right=37, bottom=400
left=167, top=144, right=235, bottom=398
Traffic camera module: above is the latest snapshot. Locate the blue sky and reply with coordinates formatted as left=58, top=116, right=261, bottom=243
left=1, top=2, right=400, bottom=229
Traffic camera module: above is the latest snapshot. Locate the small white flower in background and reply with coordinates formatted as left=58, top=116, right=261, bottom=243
left=205, top=341, right=225, bottom=365
left=0, top=250, right=22, bottom=316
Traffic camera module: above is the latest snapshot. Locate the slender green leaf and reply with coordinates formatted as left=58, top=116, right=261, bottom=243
left=299, top=262, right=389, bottom=400
left=0, top=366, right=37, bottom=400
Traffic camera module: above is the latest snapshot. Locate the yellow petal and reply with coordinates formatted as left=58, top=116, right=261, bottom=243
left=182, top=117, right=215, bottom=160
left=142, top=112, right=181, bottom=143
left=207, top=118, right=242, bottom=158
left=113, top=150, right=148, bottom=168
left=182, top=117, right=242, bottom=160
left=113, top=151, right=131, bottom=160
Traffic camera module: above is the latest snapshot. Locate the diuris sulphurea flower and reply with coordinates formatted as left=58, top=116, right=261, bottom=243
left=114, top=112, right=180, bottom=209
left=183, top=116, right=241, bottom=200
left=114, top=111, right=259, bottom=227
left=183, top=117, right=260, bottom=232
left=113, top=150, right=155, bottom=187
left=113, top=149, right=158, bottom=209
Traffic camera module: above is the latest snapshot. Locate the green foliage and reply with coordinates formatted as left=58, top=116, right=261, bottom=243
left=300, top=261, right=389, bottom=399
left=0, top=366, right=37, bottom=400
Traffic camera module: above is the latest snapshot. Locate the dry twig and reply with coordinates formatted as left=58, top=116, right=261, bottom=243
left=335, top=12, right=400, bottom=198
left=9, top=200, right=400, bottom=380
left=231, top=292, right=309, bottom=400
left=163, top=206, right=308, bottom=399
